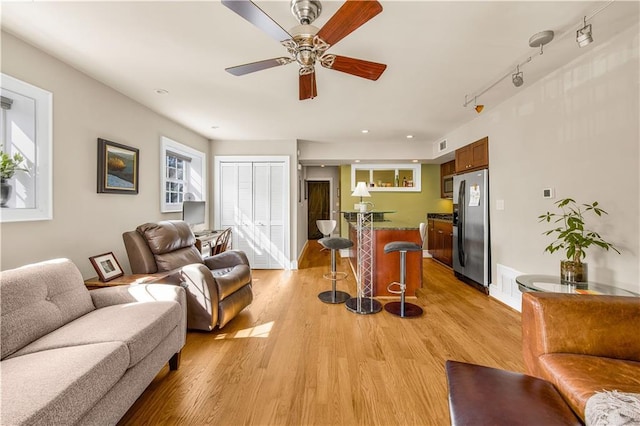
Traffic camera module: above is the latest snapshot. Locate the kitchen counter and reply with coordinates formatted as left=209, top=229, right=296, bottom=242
left=427, top=213, right=453, bottom=222
left=347, top=221, right=422, bottom=297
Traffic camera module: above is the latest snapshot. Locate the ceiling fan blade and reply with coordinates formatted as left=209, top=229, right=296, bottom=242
left=226, top=57, right=293, bottom=76
left=316, top=0, right=382, bottom=47
left=322, top=55, right=386, bottom=81
left=299, top=72, right=317, bottom=100
left=221, top=0, right=291, bottom=43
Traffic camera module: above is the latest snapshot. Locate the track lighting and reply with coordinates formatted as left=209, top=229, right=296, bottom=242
left=576, top=16, right=593, bottom=48
left=528, top=30, right=554, bottom=55
left=512, top=66, right=524, bottom=88
left=474, top=97, right=484, bottom=114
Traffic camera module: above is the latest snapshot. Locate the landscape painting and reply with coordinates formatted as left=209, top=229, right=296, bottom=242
left=97, top=138, right=139, bottom=194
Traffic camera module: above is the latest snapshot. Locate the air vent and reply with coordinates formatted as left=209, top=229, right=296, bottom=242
left=438, top=139, right=448, bottom=152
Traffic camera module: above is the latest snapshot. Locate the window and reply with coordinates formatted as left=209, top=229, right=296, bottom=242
left=160, top=136, right=206, bottom=213
left=0, top=73, right=53, bottom=222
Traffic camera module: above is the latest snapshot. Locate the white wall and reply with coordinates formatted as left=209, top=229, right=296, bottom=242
left=435, top=24, right=640, bottom=294
left=0, top=32, right=210, bottom=277
left=210, top=139, right=299, bottom=267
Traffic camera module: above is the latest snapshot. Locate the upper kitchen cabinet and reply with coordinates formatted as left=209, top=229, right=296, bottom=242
left=455, top=137, right=489, bottom=173
left=351, top=163, right=421, bottom=192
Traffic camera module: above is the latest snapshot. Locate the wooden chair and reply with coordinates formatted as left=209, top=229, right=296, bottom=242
left=213, top=227, right=232, bottom=255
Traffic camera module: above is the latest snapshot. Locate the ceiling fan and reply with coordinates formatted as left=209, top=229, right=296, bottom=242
left=222, top=0, right=387, bottom=100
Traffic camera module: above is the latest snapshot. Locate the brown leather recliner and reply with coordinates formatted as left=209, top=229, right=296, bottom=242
left=123, top=220, right=253, bottom=331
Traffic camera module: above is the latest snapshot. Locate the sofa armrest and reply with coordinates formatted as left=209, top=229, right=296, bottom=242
left=91, top=284, right=187, bottom=345
left=203, top=250, right=250, bottom=270
left=522, top=292, right=640, bottom=376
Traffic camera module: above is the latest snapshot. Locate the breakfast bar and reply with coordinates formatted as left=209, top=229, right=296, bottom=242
left=344, top=212, right=423, bottom=297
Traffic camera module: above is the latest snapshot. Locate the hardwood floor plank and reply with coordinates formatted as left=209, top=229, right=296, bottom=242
left=119, top=241, right=522, bottom=425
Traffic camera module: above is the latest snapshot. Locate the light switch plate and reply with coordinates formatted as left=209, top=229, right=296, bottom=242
left=496, top=199, right=505, bottom=211
left=543, top=188, right=554, bottom=199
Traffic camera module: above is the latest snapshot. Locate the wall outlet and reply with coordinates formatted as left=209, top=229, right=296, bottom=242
left=543, top=188, right=554, bottom=199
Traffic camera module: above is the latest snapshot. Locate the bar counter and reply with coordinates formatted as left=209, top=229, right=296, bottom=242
left=346, top=218, right=423, bottom=297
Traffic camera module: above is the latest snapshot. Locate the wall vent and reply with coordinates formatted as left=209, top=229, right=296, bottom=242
left=438, top=139, right=447, bottom=152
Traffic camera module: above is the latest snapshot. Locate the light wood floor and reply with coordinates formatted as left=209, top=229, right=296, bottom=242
left=119, top=242, right=523, bottom=425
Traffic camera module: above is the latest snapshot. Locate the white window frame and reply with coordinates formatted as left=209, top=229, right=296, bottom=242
left=160, top=136, right=206, bottom=213
left=0, top=73, right=53, bottom=223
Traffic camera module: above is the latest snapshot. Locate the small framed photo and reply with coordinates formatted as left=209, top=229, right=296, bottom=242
left=97, top=138, right=139, bottom=194
left=89, top=252, right=124, bottom=282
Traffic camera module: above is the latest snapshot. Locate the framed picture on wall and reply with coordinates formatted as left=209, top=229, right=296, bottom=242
left=89, top=252, right=124, bottom=282
left=97, top=138, right=139, bottom=194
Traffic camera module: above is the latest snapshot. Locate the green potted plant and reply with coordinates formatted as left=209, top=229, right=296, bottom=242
left=538, top=198, right=620, bottom=283
left=0, top=147, right=29, bottom=207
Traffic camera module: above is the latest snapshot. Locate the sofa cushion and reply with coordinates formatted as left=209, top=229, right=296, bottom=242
left=1, top=258, right=95, bottom=360
left=0, top=342, right=129, bottom=425
left=8, top=300, right=181, bottom=368
left=539, top=353, right=640, bottom=419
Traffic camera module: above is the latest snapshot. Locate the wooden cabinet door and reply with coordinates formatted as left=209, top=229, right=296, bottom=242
left=471, top=137, right=489, bottom=169
left=455, top=146, right=473, bottom=173
left=427, top=220, right=436, bottom=254
left=441, top=223, right=453, bottom=266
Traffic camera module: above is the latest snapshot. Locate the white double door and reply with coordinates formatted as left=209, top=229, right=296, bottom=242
left=218, top=160, right=287, bottom=269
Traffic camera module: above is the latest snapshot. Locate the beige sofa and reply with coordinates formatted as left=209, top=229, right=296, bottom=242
left=0, top=258, right=186, bottom=425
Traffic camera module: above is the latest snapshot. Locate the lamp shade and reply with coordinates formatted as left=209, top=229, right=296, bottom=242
left=351, top=182, right=371, bottom=198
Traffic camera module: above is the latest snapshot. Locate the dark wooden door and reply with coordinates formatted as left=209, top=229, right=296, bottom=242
left=307, top=181, right=330, bottom=239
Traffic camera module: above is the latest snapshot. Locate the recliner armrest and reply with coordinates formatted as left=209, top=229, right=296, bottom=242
left=522, top=292, right=640, bottom=376
left=203, top=250, right=250, bottom=270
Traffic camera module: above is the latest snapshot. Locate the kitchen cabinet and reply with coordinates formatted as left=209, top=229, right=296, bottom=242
left=440, top=160, right=455, bottom=198
left=455, top=137, right=489, bottom=173
left=428, top=219, right=453, bottom=267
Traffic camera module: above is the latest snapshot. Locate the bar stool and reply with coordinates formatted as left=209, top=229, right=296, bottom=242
left=318, top=237, right=352, bottom=304
left=316, top=220, right=337, bottom=251
left=384, top=241, right=423, bottom=318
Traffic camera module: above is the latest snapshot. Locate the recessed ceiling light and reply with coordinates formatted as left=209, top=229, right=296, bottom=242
left=355, top=160, right=361, bottom=163
left=155, top=89, right=169, bottom=95
left=406, top=135, right=414, bottom=139
left=361, top=130, right=369, bottom=134
left=320, top=164, right=325, bottom=168
left=412, top=159, right=419, bottom=163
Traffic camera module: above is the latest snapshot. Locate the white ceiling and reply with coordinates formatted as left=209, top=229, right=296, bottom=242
left=1, top=1, right=638, bottom=149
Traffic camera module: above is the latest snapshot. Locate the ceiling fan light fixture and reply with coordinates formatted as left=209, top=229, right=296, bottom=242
left=576, top=17, right=593, bottom=48
left=291, top=0, right=322, bottom=25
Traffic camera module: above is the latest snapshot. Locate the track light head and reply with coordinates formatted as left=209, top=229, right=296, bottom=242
left=512, top=66, right=524, bottom=88
left=577, top=18, right=593, bottom=48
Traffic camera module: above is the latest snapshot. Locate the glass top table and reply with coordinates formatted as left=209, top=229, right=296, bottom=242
left=516, top=275, right=639, bottom=297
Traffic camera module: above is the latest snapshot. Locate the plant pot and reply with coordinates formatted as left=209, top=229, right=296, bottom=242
left=560, top=260, right=588, bottom=284
left=0, top=179, right=11, bottom=207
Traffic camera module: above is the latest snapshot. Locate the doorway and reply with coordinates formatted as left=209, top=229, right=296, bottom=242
left=307, top=181, right=330, bottom=239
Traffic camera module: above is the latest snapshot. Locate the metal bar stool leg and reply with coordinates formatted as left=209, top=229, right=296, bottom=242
left=318, top=237, right=351, bottom=304
left=384, top=241, right=423, bottom=318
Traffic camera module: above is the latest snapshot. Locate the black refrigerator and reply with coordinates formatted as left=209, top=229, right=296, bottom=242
left=452, top=169, right=490, bottom=293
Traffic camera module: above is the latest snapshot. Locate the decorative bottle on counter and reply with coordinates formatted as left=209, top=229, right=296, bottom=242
left=395, top=175, right=399, bottom=187
left=403, top=176, right=407, bottom=187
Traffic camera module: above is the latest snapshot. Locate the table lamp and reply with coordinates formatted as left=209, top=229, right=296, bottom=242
left=351, top=181, right=371, bottom=212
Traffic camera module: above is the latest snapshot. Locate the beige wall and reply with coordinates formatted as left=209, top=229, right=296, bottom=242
left=434, top=24, right=640, bottom=294
left=0, top=32, right=209, bottom=277
left=339, top=164, right=452, bottom=237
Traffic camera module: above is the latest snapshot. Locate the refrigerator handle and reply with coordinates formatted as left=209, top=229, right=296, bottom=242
left=458, top=180, right=466, bottom=267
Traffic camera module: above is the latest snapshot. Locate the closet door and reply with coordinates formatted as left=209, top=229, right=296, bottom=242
left=217, top=160, right=287, bottom=269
